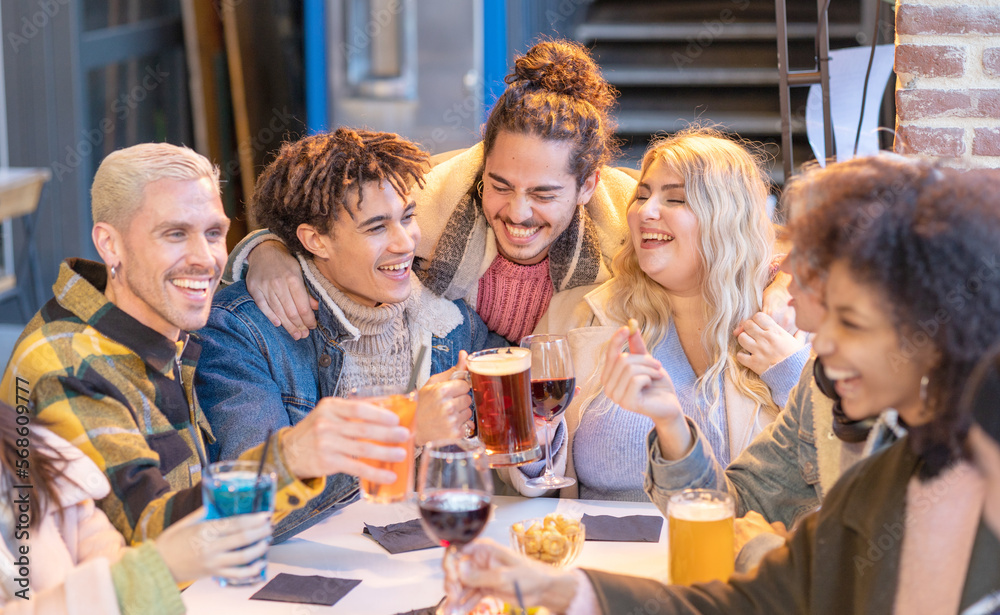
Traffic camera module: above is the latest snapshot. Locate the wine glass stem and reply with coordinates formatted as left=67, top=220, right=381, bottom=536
left=543, top=419, right=556, bottom=478
left=442, top=544, right=466, bottom=615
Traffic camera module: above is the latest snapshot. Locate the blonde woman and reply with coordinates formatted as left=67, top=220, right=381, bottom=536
left=499, top=128, right=808, bottom=500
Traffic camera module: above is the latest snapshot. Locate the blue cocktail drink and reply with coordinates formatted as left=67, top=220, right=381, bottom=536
left=202, top=460, right=276, bottom=586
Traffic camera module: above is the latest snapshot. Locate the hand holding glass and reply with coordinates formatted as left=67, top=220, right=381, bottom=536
left=202, top=460, right=276, bottom=586
left=349, top=385, right=418, bottom=504
left=417, top=439, right=493, bottom=615
left=467, top=348, right=541, bottom=466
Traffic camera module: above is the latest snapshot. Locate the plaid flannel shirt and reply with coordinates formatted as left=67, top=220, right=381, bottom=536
left=0, top=259, right=325, bottom=544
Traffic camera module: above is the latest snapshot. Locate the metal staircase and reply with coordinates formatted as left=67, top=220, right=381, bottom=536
left=576, top=0, right=885, bottom=182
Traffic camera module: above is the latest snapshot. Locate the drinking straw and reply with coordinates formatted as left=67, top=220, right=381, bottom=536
left=513, top=580, right=528, bottom=615
left=406, top=344, right=428, bottom=393
left=252, top=427, right=274, bottom=511
left=187, top=422, right=215, bottom=509
left=188, top=422, right=211, bottom=478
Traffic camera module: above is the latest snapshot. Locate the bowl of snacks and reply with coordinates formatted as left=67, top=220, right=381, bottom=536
left=510, top=513, right=585, bottom=567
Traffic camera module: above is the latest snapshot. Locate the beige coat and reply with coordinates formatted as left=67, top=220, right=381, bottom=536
left=497, top=281, right=776, bottom=498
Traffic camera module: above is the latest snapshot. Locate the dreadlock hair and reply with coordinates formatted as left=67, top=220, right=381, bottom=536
left=790, top=156, right=1000, bottom=479
left=482, top=39, right=619, bottom=188
left=252, top=128, right=430, bottom=256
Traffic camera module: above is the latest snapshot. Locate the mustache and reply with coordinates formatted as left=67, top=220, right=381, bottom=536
left=167, top=267, right=221, bottom=279
left=494, top=216, right=548, bottom=228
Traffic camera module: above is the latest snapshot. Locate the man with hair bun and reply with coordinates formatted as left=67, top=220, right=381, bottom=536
left=229, top=39, right=791, bottom=345
left=0, top=142, right=414, bottom=545
left=226, top=40, right=635, bottom=343
left=196, top=129, right=504, bottom=540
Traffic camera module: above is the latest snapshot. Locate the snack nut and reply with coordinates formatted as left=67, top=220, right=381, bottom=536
left=510, top=513, right=584, bottom=566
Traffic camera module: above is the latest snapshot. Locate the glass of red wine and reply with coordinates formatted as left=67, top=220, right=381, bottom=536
left=417, top=438, right=493, bottom=615
left=519, top=334, right=576, bottom=489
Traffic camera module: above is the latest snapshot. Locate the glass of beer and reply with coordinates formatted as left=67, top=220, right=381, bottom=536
left=668, top=489, right=735, bottom=586
left=467, top=347, right=541, bottom=467
left=349, top=385, right=417, bottom=504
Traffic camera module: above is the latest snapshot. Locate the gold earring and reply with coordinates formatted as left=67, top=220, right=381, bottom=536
left=476, top=180, right=484, bottom=198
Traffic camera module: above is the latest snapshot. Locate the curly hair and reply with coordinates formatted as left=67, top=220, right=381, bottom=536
left=252, top=128, right=430, bottom=256
left=962, top=341, right=1000, bottom=450
left=604, top=127, right=777, bottom=422
left=789, top=156, right=1000, bottom=478
left=482, top=39, right=619, bottom=187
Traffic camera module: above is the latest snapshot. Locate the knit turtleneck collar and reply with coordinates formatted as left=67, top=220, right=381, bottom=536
left=490, top=255, right=551, bottom=279
left=305, top=259, right=410, bottom=354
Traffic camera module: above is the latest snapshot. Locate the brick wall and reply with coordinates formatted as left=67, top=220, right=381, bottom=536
left=895, top=0, right=1000, bottom=166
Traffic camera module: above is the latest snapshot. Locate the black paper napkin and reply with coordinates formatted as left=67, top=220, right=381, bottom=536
left=363, top=519, right=439, bottom=554
left=582, top=514, right=664, bottom=542
left=249, top=573, right=361, bottom=606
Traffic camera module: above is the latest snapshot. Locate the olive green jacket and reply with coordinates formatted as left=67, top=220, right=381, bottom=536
left=582, top=437, right=974, bottom=615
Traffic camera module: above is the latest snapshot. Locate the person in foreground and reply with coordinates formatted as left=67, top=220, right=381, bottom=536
left=0, top=402, right=270, bottom=615
left=196, top=129, right=504, bottom=538
left=457, top=160, right=1000, bottom=614
left=0, top=143, right=411, bottom=544
left=498, top=129, right=808, bottom=499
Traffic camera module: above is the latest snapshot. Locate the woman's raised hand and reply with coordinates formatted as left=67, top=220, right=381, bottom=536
left=734, top=312, right=805, bottom=376
left=601, top=325, right=681, bottom=423
left=601, top=325, right=693, bottom=460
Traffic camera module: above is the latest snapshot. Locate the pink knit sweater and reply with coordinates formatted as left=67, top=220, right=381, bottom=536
left=476, top=256, right=553, bottom=343
left=893, top=460, right=985, bottom=615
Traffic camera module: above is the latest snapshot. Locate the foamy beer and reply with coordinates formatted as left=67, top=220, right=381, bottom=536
left=668, top=489, right=735, bottom=585
left=467, top=348, right=541, bottom=466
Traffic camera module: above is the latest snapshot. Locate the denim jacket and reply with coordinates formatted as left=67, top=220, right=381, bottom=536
left=195, top=270, right=504, bottom=541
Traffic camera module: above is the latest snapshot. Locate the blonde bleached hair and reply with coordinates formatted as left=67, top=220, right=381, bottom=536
left=605, top=127, right=777, bottom=419
left=91, top=143, right=220, bottom=230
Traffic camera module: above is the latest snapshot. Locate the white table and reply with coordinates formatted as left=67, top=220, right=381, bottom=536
left=183, top=495, right=669, bottom=614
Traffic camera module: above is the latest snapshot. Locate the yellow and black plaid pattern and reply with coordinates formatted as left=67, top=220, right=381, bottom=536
left=0, top=259, right=324, bottom=544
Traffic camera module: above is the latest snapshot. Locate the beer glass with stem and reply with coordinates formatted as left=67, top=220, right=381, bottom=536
left=417, top=438, right=493, bottom=615
left=519, top=334, right=576, bottom=489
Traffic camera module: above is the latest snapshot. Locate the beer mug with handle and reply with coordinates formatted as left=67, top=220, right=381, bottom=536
left=466, top=347, right=542, bottom=467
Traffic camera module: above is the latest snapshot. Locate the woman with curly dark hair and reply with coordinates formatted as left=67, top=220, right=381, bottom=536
left=454, top=157, right=1000, bottom=614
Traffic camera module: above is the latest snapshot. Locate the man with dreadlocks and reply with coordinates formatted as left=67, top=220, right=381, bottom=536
left=195, top=128, right=505, bottom=541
